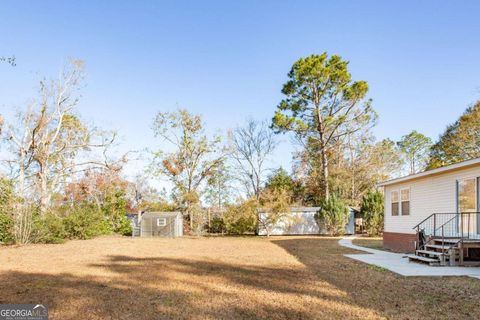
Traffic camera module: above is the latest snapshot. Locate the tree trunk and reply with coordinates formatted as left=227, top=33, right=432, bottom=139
left=189, top=210, right=193, bottom=230
left=18, top=151, right=25, bottom=199
left=320, top=147, right=329, bottom=200
left=316, top=106, right=330, bottom=200
left=39, top=165, right=50, bottom=214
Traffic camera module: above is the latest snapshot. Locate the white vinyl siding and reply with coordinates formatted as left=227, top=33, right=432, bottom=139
left=384, top=165, right=480, bottom=234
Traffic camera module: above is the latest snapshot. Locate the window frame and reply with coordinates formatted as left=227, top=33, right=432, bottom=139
left=391, top=190, right=399, bottom=216
left=400, top=187, right=410, bottom=216
left=157, top=218, right=167, bottom=227
left=456, top=177, right=477, bottom=213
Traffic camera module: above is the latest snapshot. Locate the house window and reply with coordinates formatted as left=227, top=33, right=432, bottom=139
left=458, top=178, right=476, bottom=213
left=157, top=218, right=167, bottom=227
left=401, top=189, right=410, bottom=215
left=391, top=191, right=399, bottom=216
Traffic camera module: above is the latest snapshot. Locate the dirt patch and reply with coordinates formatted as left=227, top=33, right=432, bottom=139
left=0, top=236, right=479, bottom=319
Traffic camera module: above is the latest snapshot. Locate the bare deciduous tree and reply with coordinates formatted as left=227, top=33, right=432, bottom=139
left=231, top=119, right=276, bottom=198
left=0, top=56, right=16, bottom=66
left=2, top=59, right=121, bottom=215
left=150, top=109, right=226, bottom=230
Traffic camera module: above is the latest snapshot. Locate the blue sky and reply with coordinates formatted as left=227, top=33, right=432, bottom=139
left=1, top=1, right=480, bottom=179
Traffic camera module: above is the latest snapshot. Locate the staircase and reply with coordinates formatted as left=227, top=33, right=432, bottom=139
left=409, top=212, right=480, bottom=266
left=406, top=237, right=461, bottom=266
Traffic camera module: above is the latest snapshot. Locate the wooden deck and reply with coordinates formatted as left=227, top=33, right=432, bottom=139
left=409, top=237, right=480, bottom=266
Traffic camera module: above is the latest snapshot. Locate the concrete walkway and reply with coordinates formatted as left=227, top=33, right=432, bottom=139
left=339, top=236, right=480, bottom=279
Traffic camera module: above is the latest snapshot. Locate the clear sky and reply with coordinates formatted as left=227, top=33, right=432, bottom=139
left=1, top=1, right=480, bottom=179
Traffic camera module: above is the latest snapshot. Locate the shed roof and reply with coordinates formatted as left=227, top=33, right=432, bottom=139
left=257, top=207, right=358, bottom=213
left=377, top=157, right=480, bottom=187
left=141, top=211, right=181, bottom=217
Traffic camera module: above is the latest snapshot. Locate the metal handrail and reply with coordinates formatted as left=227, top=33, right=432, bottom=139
left=418, top=215, right=458, bottom=252
left=412, top=213, right=435, bottom=230
left=434, top=215, right=458, bottom=234
left=414, top=212, right=480, bottom=252
left=413, top=212, right=480, bottom=230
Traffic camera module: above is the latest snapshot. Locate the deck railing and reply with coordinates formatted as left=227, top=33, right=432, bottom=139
left=413, top=212, right=480, bottom=250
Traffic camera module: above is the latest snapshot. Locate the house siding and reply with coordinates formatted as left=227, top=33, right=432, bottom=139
left=384, top=166, right=480, bottom=235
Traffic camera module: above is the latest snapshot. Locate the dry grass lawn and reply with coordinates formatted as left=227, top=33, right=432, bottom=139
left=352, top=237, right=386, bottom=251
left=1, top=236, right=479, bottom=319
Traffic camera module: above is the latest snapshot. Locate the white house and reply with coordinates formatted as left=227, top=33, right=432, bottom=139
left=378, top=158, right=480, bottom=265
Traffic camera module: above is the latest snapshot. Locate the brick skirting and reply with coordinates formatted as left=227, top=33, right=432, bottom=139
left=383, top=232, right=417, bottom=253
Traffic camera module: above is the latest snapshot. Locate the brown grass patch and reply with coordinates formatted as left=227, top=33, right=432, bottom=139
left=352, top=237, right=386, bottom=251
left=0, top=236, right=479, bottom=319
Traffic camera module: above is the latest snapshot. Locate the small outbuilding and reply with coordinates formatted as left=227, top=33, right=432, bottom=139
left=257, top=207, right=357, bottom=236
left=130, top=212, right=183, bottom=238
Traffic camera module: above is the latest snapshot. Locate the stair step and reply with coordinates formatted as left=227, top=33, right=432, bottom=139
left=425, top=244, right=451, bottom=251
left=433, top=238, right=461, bottom=244
left=405, top=254, right=440, bottom=265
left=416, top=250, right=445, bottom=257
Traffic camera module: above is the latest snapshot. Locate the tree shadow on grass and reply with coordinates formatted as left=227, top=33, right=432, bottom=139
left=0, top=250, right=381, bottom=319
left=271, top=237, right=480, bottom=320
left=7, top=237, right=476, bottom=319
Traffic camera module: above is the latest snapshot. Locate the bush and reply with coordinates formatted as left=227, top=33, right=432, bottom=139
left=224, top=199, right=258, bottom=235
left=207, top=217, right=226, bottom=234
left=258, top=189, right=292, bottom=237
left=114, top=214, right=132, bottom=236
left=360, top=190, right=384, bottom=236
left=33, top=213, right=67, bottom=244
left=315, top=194, right=349, bottom=236
left=102, top=190, right=128, bottom=232
left=0, top=213, right=14, bottom=244
left=32, top=205, right=132, bottom=243
left=63, top=205, right=111, bottom=240
left=0, top=178, right=14, bottom=244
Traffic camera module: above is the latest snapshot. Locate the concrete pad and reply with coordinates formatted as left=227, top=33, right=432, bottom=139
left=339, top=237, right=480, bottom=279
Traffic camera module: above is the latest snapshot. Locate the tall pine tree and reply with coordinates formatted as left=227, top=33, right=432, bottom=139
left=429, top=101, right=480, bottom=168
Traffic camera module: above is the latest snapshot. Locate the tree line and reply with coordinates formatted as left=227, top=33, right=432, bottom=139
left=1, top=54, right=479, bottom=243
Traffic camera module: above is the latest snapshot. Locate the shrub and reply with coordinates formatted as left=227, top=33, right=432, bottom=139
left=114, top=215, right=133, bottom=236
left=0, top=213, right=14, bottom=244
left=315, top=194, right=349, bottom=236
left=33, top=213, right=67, bottom=244
left=0, top=178, right=14, bottom=244
left=63, top=205, right=111, bottom=240
left=102, top=190, right=128, bottom=232
left=12, top=203, right=39, bottom=245
left=224, top=199, right=258, bottom=235
left=258, top=189, right=292, bottom=237
left=360, top=190, right=384, bottom=236
left=32, top=204, right=132, bottom=243
left=207, top=217, right=226, bottom=234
